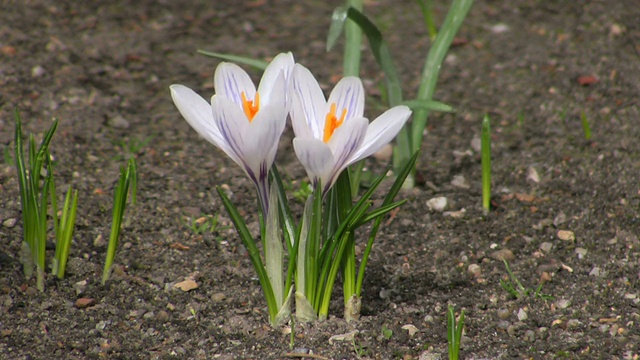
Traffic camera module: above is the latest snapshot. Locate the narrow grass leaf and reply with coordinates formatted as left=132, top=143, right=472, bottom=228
left=481, top=114, right=491, bottom=214
left=356, top=151, right=418, bottom=296
left=402, top=99, right=455, bottom=113
left=196, top=50, right=268, bottom=70
left=217, top=187, right=278, bottom=323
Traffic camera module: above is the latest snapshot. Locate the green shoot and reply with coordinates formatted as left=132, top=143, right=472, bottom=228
left=291, top=180, right=312, bottom=204
left=500, top=260, right=553, bottom=300
left=114, top=135, right=154, bottom=160
left=447, top=305, right=465, bottom=360
left=50, top=184, right=79, bottom=279
left=3, top=145, right=14, bottom=166
left=102, top=157, right=137, bottom=284
left=416, top=0, right=438, bottom=41
left=14, top=109, right=58, bottom=291
left=183, top=214, right=225, bottom=236
left=398, top=0, right=474, bottom=187
left=481, top=115, right=491, bottom=215
left=580, top=111, right=591, bottom=140
left=381, top=325, right=393, bottom=340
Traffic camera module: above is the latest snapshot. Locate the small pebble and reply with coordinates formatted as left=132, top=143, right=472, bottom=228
left=2, top=218, right=17, bottom=228
left=402, top=324, right=419, bottom=337
left=467, top=264, right=482, bottom=278
left=156, top=310, right=170, bottom=322
left=523, top=330, right=535, bottom=342
left=95, top=320, right=108, bottom=330
left=557, top=230, right=575, bottom=242
left=76, top=298, right=96, bottom=309
left=589, top=267, right=602, bottom=277
left=555, top=299, right=571, bottom=309
left=517, top=308, right=528, bottom=321
left=497, top=308, right=510, bottom=320
left=443, top=208, right=466, bottom=218
left=93, top=234, right=106, bottom=247
left=426, top=197, right=448, bottom=212
left=108, top=114, right=130, bottom=129
left=540, top=242, right=553, bottom=253
left=575, top=247, right=588, bottom=259
left=491, top=23, right=509, bottom=34
left=211, top=293, right=226, bottom=302
left=174, top=279, right=199, bottom=292
left=566, top=319, right=581, bottom=329
left=451, top=175, right=470, bottom=189
left=526, top=166, right=540, bottom=184
left=490, top=248, right=515, bottom=262
left=553, top=211, right=567, bottom=226
left=31, top=65, right=46, bottom=78
left=74, top=280, right=88, bottom=295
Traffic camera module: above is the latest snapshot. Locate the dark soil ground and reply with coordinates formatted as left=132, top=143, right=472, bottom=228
left=1, top=1, right=639, bottom=359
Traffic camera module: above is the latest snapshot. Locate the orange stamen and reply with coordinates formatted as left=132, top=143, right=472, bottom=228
left=241, top=91, right=260, bottom=121
left=323, top=103, right=347, bottom=143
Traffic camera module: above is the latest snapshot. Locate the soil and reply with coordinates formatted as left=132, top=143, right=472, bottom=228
left=1, top=0, right=639, bottom=359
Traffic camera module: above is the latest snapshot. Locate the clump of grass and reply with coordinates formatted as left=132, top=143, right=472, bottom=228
left=102, top=157, right=137, bottom=284
left=14, top=109, right=79, bottom=290
left=183, top=213, right=226, bottom=236
left=500, top=260, right=553, bottom=300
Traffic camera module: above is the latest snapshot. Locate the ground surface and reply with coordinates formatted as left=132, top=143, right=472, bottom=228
left=1, top=1, right=639, bottom=359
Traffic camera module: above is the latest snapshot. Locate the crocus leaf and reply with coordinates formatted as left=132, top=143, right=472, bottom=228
left=197, top=50, right=269, bottom=70
left=401, top=99, right=455, bottom=113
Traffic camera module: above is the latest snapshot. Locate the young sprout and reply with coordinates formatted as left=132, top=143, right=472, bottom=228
left=481, top=114, right=491, bottom=215
left=102, top=157, right=137, bottom=284
left=447, top=305, right=465, bottom=360
left=14, top=109, right=58, bottom=291
left=581, top=111, right=592, bottom=140
left=50, top=182, right=79, bottom=279
left=500, top=260, right=553, bottom=300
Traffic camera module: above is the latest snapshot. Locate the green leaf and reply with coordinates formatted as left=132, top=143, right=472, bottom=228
left=196, top=50, right=268, bottom=70
left=217, top=186, right=278, bottom=323
left=401, top=99, right=455, bottom=113
left=330, top=6, right=403, bottom=107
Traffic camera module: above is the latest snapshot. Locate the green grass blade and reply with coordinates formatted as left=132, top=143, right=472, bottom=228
left=410, top=0, right=474, bottom=156
left=196, top=50, right=268, bottom=70
left=401, top=99, right=455, bottom=113
left=481, top=115, right=491, bottom=214
left=581, top=111, right=591, bottom=140
left=56, top=187, right=78, bottom=279
left=14, top=109, right=33, bottom=279
left=355, top=151, right=418, bottom=296
left=343, top=0, right=363, bottom=77
left=416, top=0, right=438, bottom=41
left=447, top=305, right=456, bottom=360
left=103, top=167, right=127, bottom=284
left=217, top=186, right=278, bottom=322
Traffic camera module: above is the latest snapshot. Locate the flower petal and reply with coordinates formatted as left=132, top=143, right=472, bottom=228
left=290, top=64, right=326, bottom=139
left=350, top=105, right=412, bottom=163
left=258, top=52, right=295, bottom=105
left=293, top=137, right=334, bottom=187
left=243, top=103, right=287, bottom=181
left=214, top=62, right=256, bottom=107
left=325, top=76, right=364, bottom=123
left=324, top=116, right=368, bottom=188
left=211, top=95, right=250, bottom=169
left=170, top=84, right=227, bottom=149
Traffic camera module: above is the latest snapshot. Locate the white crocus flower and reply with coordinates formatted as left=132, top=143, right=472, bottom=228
left=290, top=64, right=412, bottom=193
left=170, top=53, right=294, bottom=213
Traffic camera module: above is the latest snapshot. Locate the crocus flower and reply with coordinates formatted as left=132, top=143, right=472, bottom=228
left=289, top=64, right=412, bottom=193
left=170, top=53, right=294, bottom=213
